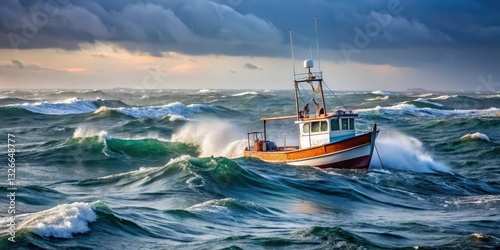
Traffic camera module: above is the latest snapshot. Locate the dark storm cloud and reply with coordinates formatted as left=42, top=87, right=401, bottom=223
left=242, top=63, right=262, bottom=70
left=0, top=0, right=284, bottom=56
left=0, top=0, right=499, bottom=89
left=1, top=0, right=498, bottom=56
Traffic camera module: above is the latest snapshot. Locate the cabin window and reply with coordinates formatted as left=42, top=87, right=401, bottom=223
left=321, top=121, right=328, bottom=132
left=349, top=118, right=355, bottom=130
left=311, top=122, right=320, bottom=133
left=341, top=118, right=349, bottom=130
left=331, top=119, right=339, bottom=131
left=303, top=123, right=310, bottom=133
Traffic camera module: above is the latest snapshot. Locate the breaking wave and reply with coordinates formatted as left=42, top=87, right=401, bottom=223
left=356, top=104, right=499, bottom=118
left=460, top=132, right=491, bottom=142
left=171, top=119, right=247, bottom=158
left=10, top=98, right=98, bottom=115
left=370, top=131, right=452, bottom=173
left=231, top=91, right=258, bottom=97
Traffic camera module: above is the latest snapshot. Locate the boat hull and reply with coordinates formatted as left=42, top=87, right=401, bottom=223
left=244, top=131, right=378, bottom=169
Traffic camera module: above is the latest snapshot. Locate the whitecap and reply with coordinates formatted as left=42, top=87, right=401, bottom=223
left=460, top=132, right=490, bottom=142
left=366, top=95, right=389, bottom=101
left=197, top=89, right=218, bottom=94
left=171, top=119, right=247, bottom=158
left=370, top=130, right=452, bottom=173
left=430, top=95, right=457, bottom=100
left=371, top=90, right=392, bottom=96
left=413, top=93, right=434, bottom=98
left=3, top=202, right=99, bottom=239
left=110, top=102, right=208, bottom=119
left=356, top=104, right=499, bottom=118
left=231, top=91, right=258, bottom=97
left=73, top=127, right=109, bottom=141
left=10, top=98, right=98, bottom=115
left=414, top=98, right=444, bottom=107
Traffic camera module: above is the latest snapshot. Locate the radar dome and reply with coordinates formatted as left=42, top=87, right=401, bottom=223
left=304, top=60, right=313, bottom=69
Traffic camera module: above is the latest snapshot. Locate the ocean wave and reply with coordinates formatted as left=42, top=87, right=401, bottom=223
left=187, top=198, right=271, bottom=215
left=70, top=128, right=199, bottom=160
left=197, top=89, right=218, bottom=94
left=232, top=91, right=258, bottom=97
left=94, top=102, right=209, bottom=120
left=370, top=130, right=452, bottom=173
left=430, top=95, right=457, bottom=100
left=413, top=98, right=444, bottom=107
left=296, top=226, right=371, bottom=248
left=460, top=132, right=490, bottom=142
left=9, top=98, right=98, bottom=115
left=356, top=104, right=499, bottom=118
left=171, top=119, right=247, bottom=158
left=2, top=202, right=98, bottom=239
left=413, top=93, right=434, bottom=98
left=444, top=195, right=500, bottom=212
left=366, top=95, right=389, bottom=101
left=371, top=90, right=392, bottom=96
left=98, top=166, right=163, bottom=180
left=73, top=127, right=109, bottom=140
left=80, top=155, right=274, bottom=200
left=484, top=94, right=500, bottom=98
left=97, top=155, right=191, bottom=181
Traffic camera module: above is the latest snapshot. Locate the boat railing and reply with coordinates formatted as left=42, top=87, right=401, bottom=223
left=246, top=132, right=264, bottom=151
left=294, top=71, right=322, bottom=81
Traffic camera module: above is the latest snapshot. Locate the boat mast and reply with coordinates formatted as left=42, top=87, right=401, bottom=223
left=294, top=81, right=300, bottom=120
left=315, top=15, right=321, bottom=71
left=314, top=15, right=326, bottom=115
left=290, top=29, right=301, bottom=120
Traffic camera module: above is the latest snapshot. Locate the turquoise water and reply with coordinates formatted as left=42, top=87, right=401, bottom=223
left=0, top=89, right=499, bottom=249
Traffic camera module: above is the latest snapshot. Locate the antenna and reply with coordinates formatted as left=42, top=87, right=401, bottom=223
left=309, top=44, right=313, bottom=60
left=289, top=29, right=296, bottom=76
left=314, top=15, right=321, bottom=71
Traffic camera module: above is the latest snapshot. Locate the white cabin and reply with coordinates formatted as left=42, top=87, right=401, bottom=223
left=296, top=113, right=358, bottom=149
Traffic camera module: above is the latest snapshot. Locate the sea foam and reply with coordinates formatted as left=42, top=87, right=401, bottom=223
left=370, top=131, right=452, bottom=173
left=197, top=89, right=218, bottom=94
left=8, top=202, right=98, bottom=239
left=460, top=132, right=490, bottom=142
left=73, top=127, right=109, bottom=141
left=171, top=119, right=247, bottom=158
left=356, top=104, right=499, bottom=118
left=96, top=102, right=207, bottom=120
left=371, top=90, right=392, bottom=96
left=12, top=98, right=98, bottom=115
left=366, top=95, right=389, bottom=101
left=231, top=91, right=258, bottom=97
left=414, top=98, right=444, bottom=107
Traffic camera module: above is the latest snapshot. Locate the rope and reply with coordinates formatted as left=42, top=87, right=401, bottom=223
left=323, top=81, right=349, bottom=111
left=374, top=144, right=386, bottom=171
left=297, top=83, right=312, bottom=106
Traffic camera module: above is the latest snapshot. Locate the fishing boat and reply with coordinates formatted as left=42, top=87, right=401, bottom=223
left=243, top=59, right=379, bottom=169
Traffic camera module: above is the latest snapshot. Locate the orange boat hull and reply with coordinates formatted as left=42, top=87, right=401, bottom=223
left=244, top=131, right=378, bottom=169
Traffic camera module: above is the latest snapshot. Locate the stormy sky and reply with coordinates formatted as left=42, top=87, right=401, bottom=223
left=0, top=0, right=499, bottom=91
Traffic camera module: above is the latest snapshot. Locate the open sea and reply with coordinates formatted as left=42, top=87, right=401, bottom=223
left=0, top=88, right=499, bottom=249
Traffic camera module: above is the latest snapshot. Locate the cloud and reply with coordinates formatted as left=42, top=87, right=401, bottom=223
left=0, top=0, right=498, bottom=90
left=1, top=60, right=40, bottom=70
left=242, top=63, right=262, bottom=70
left=11, top=59, right=24, bottom=69
left=0, top=60, right=86, bottom=73
left=0, top=0, right=284, bottom=56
